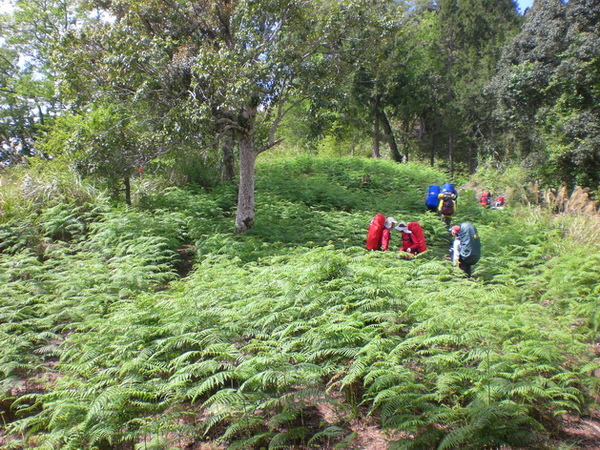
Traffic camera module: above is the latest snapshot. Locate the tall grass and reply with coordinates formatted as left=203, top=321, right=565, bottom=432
left=0, top=161, right=103, bottom=219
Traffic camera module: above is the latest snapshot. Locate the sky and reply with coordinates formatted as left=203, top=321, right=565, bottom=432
left=0, top=0, right=13, bottom=14
left=517, top=0, right=535, bottom=13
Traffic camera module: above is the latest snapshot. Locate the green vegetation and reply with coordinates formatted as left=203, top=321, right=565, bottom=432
left=3, top=0, right=599, bottom=233
left=1, top=0, right=598, bottom=446
left=1, top=157, right=598, bottom=449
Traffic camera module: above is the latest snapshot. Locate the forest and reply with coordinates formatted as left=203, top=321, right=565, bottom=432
left=0, top=0, right=599, bottom=449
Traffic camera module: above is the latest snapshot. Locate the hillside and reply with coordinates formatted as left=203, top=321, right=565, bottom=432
left=1, top=156, right=599, bottom=449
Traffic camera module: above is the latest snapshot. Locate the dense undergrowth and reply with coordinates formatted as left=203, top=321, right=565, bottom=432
left=0, top=156, right=599, bottom=449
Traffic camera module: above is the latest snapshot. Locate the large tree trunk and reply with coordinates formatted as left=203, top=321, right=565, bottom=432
left=235, top=132, right=257, bottom=234
left=124, top=176, right=131, bottom=206
left=379, top=109, right=402, bottom=162
left=430, top=130, right=435, bottom=167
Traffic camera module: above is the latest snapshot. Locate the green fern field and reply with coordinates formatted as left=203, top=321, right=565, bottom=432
left=1, top=157, right=599, bottom=449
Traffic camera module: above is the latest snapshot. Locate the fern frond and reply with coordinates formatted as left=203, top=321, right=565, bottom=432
left=268, top=426, right=310, bottom=449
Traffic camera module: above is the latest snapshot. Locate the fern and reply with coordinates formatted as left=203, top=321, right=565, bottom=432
left=2, top=156, right=600, bottom=449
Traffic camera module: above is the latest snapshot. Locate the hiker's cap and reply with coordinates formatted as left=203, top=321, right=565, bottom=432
left=394, top=222, right=408, bottom=232
left=385, top=217, right=397, bottom=229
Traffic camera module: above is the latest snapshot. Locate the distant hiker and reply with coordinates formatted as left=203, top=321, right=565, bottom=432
left=492, top=195, right=506, bottom=209
left=479, top=190, right=492, bottom=207
left=450, top=223, right=481, bottom=278
left=395, top=221, right=427, bottom=256
left=438, top=190, right=457, bottom=225
left=366, top=214, right=397, bottom=251
left=425, top=185, right=440, bottom=212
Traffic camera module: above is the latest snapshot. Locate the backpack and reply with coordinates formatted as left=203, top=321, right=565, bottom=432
left=366, top=214, right=386, bottom=250
left=401, top=222, right=427, bottom=254
left=440, top=194, right=455, bottom=216
left=458, top=222, right=481, bottom=265
left=442, top=183, right=458, bottom=197
left=425, top=185, right=441, bottom=209
left=480, top=190, right=491, bottom=206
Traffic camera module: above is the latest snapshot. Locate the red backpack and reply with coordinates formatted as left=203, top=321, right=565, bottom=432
left=366, top=214, right=386, bottom=250
left=480, top=190, right=491, bottom=206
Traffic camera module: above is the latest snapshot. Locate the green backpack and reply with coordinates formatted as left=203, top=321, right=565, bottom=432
left=458, top=223, right=481, bottom=265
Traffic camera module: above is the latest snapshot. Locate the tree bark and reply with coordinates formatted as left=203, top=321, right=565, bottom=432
left=235, top=133, right=258, bottom=234
left=124, top=176, right=131, bottom=205
left=430, top=129, right=435, bottom=167
left=379, top=109, right=403, bottom=162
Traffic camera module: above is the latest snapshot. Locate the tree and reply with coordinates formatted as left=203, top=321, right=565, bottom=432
left=39, top=0, right=382, bottom=232
left=307, top=0, right=521, bottom=170
left=488, top=0, right=568, bottom=160
left=0, top=1, right=70, bottom=162
left=382, top=10, right=446, bottom=164
left=341, top=2, right=407, bottom=162
left=488, top=0, right=600, bottom=188
left=429, top=0, right=521, bottom=174
left=181, top=0, right=338, bottom=233
left=42, top=104, right=164, bottom=204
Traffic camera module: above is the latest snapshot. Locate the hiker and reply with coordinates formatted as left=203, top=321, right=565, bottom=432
left=492, top=195, right=505, bottom=209
left=395, top=221, right=427, bottom=256
left=479, top=190, right=492, bottom=207
left=450, top=223, right=481, bottom=278
left=381, top=216, right=397, bottom=251
left=438, top=190, right=457, bottom=225
left=425, top=185, right=440, bottom=212
left=366, top=214, right=397, bottom=251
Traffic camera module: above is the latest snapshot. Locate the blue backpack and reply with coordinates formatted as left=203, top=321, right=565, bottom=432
left=442, top=183, right=458, bottom=197
left=425, top=185, right=440, bottom=209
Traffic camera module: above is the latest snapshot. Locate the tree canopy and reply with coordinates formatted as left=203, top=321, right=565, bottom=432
left=488, top=0, right=600, bottom=187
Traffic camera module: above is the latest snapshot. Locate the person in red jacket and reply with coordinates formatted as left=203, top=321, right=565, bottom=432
left=395, top=222, right=427, bottom=256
